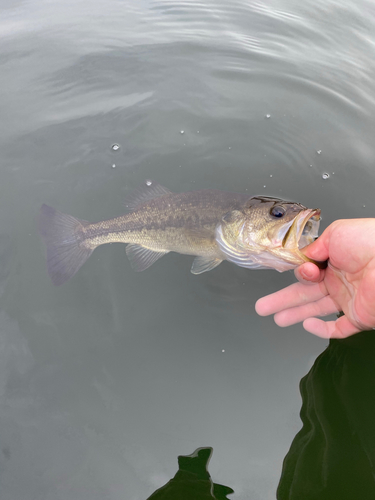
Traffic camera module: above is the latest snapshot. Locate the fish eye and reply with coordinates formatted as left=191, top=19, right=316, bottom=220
left=270, top=206, right=286, bottom=218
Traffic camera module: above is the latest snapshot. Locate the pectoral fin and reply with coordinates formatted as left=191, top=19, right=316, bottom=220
left=126, top=244, right=169, bottom=272
left=191, top=256, right=222, bottom=275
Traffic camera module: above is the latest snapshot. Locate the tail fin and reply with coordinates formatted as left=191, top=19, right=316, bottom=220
left=39, top=204, right=93, bottom=285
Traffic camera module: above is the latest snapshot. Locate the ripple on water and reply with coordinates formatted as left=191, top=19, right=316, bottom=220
left=147, top=0, right=375, bottom=116
left=246, top=70, right=365, bottom=175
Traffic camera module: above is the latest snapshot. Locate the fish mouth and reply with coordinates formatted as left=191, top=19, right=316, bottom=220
left=282, top=208, right=321, bottom=250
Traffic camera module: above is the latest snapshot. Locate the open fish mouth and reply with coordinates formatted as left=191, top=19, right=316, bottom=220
left=282, top=209, right=321, bottom=250
left=297, top=209, right=321, bottom=249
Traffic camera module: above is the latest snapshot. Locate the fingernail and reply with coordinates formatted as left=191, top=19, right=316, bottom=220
left=301, top=269, right=313, bottom=280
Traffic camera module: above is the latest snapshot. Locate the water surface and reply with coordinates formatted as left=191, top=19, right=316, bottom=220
left=1, top=0, right=375, bottom=498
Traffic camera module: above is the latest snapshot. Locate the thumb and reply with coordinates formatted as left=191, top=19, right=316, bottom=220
left=301, top=224, right=332, bottom=262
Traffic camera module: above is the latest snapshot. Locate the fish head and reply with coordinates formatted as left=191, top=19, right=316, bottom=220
left=216, top=196, right=322, bottom=272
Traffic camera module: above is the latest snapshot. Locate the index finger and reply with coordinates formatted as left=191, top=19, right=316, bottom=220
left=255, top=281, right=328, bottom=316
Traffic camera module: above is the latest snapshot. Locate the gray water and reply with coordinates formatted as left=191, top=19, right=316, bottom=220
left=1, top=0, right=375, bottom=499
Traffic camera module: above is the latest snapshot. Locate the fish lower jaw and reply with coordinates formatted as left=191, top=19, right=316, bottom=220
left=224, top=249, right=303, bottom=272
left=216, top=227, right=292, bottom=271
left=217, top=240, right=303, bottom=272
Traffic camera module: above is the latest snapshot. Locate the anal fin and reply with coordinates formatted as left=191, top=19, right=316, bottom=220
left=126, top=243, right=169, bottom=272
left=191, top=256, right=222, bottom=275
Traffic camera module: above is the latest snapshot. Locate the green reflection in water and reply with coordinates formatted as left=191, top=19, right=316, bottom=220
left=278, top=330, right=375, bottom=500
left=147, top=447, right=234, bottom=500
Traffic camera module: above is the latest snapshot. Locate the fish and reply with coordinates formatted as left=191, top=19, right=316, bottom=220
left=39, top=180, right=325, bottom=285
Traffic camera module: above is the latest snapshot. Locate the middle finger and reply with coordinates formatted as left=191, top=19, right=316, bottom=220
left=274, top=295, right=340, bottom=327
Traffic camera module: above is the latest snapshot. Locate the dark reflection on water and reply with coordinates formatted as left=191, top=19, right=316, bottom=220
left=144, top=332, right=375, bottom=500
left=147, top=447, right=233, bottom=500
left=278, top=330, right=375, bottom=500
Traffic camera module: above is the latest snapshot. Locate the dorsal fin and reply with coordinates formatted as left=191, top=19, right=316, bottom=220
left=124, top=181, right=172, bottom=211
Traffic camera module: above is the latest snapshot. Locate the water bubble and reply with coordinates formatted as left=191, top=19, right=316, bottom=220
left=316, top=150, right=322, bottom=155
left=263, top=185, right=266, bottom=188
left=221, top=349, right=225, bottom=353
left=265, top=114, right=271, bottom=118
left=228, top=147, right=232, bottom=150
left=180, top=130, right=185, bottom=134
left=111, top=144, right=120, bottom=151
left=322, top=172, right=329, bottom=180
left=111, top=164, right=116, bottom=169
left=309, top=164, right=313, bottom=167
left=269, top=174, right=273, bottom=177
left=197, top=130, right=200, bottom=134
left=363, top=204, right=366, bottom=208
left=146, top=180, right=152, bottom=186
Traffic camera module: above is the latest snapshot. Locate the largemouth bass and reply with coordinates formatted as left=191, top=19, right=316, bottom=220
left=39, top=181, right=324, bottom=285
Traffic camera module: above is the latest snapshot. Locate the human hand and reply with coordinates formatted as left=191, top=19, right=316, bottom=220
left=255, top=219, right=375, bottom=338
